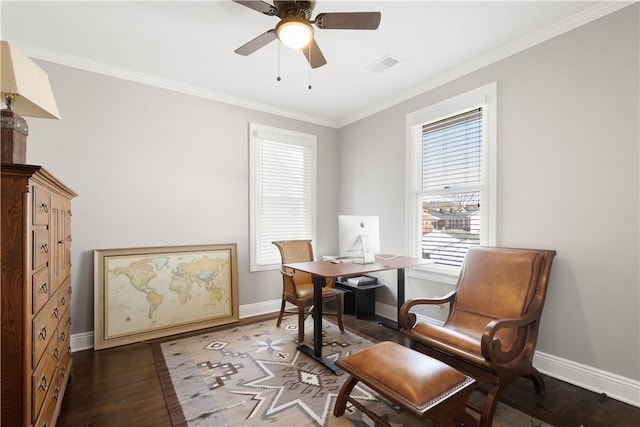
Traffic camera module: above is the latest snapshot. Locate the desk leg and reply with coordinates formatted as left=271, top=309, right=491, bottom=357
left=296, top=275, right=344, bottom=375
left=378, top=267, right=405, bottom=331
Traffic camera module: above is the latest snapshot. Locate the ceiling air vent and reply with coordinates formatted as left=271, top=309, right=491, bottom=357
left=368, top=54, right=400, bottom=73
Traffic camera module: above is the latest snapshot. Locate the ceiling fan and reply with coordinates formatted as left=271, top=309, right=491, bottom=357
left=232, top=0, right=381, bottom=69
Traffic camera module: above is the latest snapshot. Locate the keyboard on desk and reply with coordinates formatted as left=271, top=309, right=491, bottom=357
left=338, top=258, right=364, bottom=264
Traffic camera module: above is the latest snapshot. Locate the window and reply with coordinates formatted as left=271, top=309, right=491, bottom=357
left=406, top=83, right=496, bottom=274
left=249, top=123, right=316, bottom=271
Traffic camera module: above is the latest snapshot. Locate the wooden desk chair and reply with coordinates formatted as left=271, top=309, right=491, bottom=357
left=399, top=246, right=556, bottom=427
left=273, top=240, right=344, bottom=343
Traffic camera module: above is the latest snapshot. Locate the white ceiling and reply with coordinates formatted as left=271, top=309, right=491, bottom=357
left=0, top=1, right=626, bottom=128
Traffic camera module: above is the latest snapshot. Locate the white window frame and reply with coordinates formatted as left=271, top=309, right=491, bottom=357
left=405, top=82, right=497, bottom=281
left=249, top=123, right=317, bottom=272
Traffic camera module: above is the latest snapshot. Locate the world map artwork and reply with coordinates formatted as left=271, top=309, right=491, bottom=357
left=104, top=250, right=232, bottom=339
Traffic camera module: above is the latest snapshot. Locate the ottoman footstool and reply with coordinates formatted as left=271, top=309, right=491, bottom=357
left=334, top=341, right=477, bottom=427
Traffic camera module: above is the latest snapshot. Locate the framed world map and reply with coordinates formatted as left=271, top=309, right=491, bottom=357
left=94, top=244, right=239, bottom=350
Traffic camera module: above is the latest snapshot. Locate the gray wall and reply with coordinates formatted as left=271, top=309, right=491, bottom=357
left=15, top=1, right=639, bottom=405
left=339, top=5, right=639, bottom=382
left=25, top=63, right=340, bottom=338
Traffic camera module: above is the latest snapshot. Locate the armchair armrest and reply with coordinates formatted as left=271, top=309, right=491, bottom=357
left=280, top=267, right=295, bottom=278
left=481, top=309, right=539, bottom=364
left=399, top=291, right=456, bottom=330
left=280, top=268, right=299, bottom=295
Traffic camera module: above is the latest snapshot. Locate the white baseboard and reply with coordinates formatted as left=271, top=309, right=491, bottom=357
left=533, top=351, right=640, bottom=408
left=70, top=299, right=284, bottom=353
left=70, top=300, right=640, bottom=408
left=70, top=331, right=94, bottom=352
left=239, top=298, right=282, bottom=319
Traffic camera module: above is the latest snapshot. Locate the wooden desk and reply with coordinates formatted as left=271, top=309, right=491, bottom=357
left=283, top=255, right=427, bottom=374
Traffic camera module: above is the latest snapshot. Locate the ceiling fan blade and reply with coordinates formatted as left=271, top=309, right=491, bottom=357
left=232, top=0, right=277, bottom=16
left=301, top=37, right=327, bottom=69
left=314, top=12, right=381, bottom=30
left=235, top=30, right=277, bottom=56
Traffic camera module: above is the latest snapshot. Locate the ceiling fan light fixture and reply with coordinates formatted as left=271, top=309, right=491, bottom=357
left=276, top=18, right=313, bottom=49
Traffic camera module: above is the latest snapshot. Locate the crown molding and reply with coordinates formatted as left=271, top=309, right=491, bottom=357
left=11, top=42, right=341, bottom=129
left=8, top=1, right=633, bottom=130
left=338, top=1, right=635, bottom=128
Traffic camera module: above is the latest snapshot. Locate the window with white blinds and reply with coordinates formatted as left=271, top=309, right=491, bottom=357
left=406, top=83, right=496, bottom=274
left=249, top=123, right=316, bottom=271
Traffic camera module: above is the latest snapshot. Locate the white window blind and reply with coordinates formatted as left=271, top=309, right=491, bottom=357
left=422, top=108, right=483, bottom=191
left=420, top=108, right=483, bottom=267
left=250, top=123, right=316, bottom=271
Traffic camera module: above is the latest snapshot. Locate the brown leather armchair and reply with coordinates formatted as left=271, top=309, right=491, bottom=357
left=273, top=240, right=344, bottom=343
left=400, top=246, right=556, bottom=427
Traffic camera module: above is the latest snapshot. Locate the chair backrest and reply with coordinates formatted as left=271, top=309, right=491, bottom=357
left=272, top=240, right=314, bottom=295
left=448, top=247, right=556, bottom=354
left=273, top=240, right=314, bottom=264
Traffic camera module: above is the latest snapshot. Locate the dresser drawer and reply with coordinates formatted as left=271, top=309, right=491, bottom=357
left=58, top=278, right=71, bottom=313
left=32, top=266, right=51, bottom=315
left=32, top=229, right=50, bottom=271
left=32, top=331, right=59, bottom=422
left=32, top=185, right=50, bottom=226
left=58, top=343, right=72, bottom=387
left=32, top=291, right=59, bottom=368
left=59, top=301, right=71, bottom=349
left=34, top=372, right=59, bottom=427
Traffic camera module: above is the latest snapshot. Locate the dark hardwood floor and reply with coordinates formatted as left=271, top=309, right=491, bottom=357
left=58, top=313, right=640, bottom=427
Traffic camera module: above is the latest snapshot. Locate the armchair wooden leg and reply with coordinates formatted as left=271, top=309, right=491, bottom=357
left=479, top=384, right=506, bottom=427
left=276, top=298, right=286, bottom=327
left=525, top=367, right=546, bottom=395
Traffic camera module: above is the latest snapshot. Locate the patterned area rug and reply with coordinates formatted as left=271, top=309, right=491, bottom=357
left=152, top=318, right=552, bottom=427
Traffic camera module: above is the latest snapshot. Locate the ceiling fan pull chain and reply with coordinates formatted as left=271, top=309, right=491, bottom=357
left=308, top=44, right=312, bottom=90
left=277, top=41, right=282, bottom=82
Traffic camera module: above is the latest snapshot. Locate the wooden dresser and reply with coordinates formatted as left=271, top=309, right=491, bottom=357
left=1, top=164, right=77, bottom=427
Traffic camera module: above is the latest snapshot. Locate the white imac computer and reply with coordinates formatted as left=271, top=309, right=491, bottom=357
left=338, top=215, right=380, bottom=264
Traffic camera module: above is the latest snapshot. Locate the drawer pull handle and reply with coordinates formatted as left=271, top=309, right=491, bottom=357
left=58, top=240, right=65, bottom=245
left=41, top=242, right=49, bottom=253
left=60, top=296, right=66, bottom=306
left=38, top=374, right=48, bottom=391
left=68, top=235, right=72, bottom=242
left=41, top=202, right=49, bottom=213
left=67, top=317, right=72, bottom=326
left=53, top=307, right=59, bottom=318
left=40, top=282, right=49, bottom=294
left=60, top=331, right=66, bottom=342
left=53, top=386, right=60, bottom=400
left=53, top=348, right=60, bottom=360
left=39, top=326, right=47, bottom=340
left=60, top=366, right=66, bottom=377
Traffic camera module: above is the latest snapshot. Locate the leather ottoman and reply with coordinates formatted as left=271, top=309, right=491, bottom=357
left=334, top=341, right=477, bottom=426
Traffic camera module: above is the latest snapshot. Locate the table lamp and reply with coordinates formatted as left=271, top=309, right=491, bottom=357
left=1, top=40, right=60, bottom=164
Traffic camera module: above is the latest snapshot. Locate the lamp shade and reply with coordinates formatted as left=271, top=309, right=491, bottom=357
left=1, top=40, right=60, bottom=119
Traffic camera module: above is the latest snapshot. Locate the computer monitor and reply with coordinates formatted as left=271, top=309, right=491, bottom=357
left=338, top=215, right=380, bottom=263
